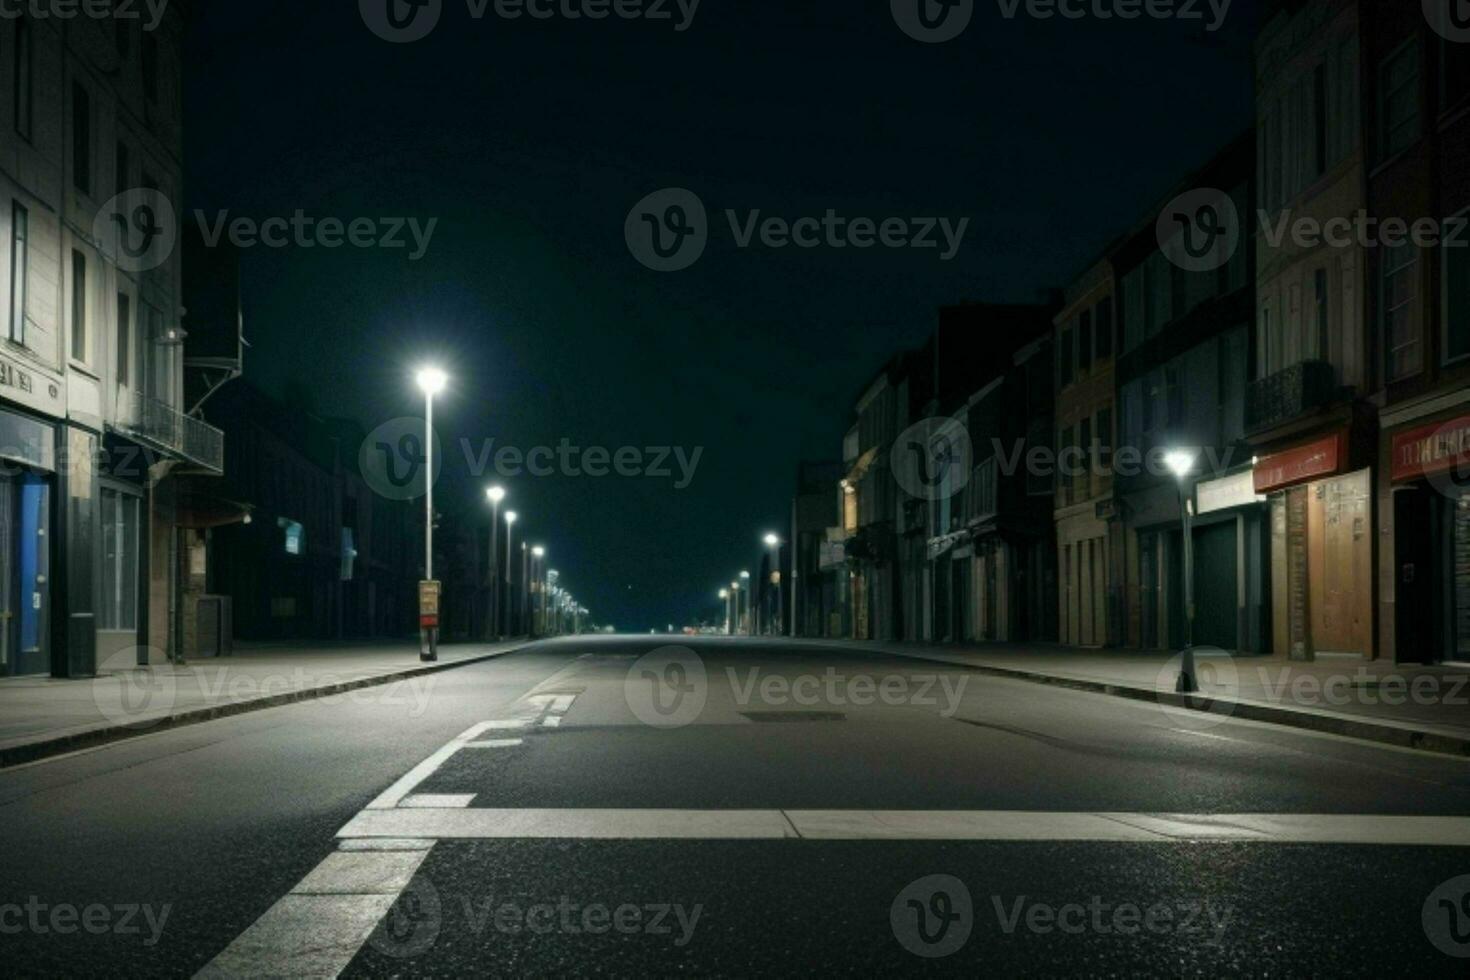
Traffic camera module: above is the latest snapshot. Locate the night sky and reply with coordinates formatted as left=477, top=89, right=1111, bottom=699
left=184, top=0, right=1261, bottom=630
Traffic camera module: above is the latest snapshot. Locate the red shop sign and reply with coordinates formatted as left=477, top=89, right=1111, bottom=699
left=1253, top=431, right=1346, bottom=494
left=1391, top=414, right=1470, bottom=483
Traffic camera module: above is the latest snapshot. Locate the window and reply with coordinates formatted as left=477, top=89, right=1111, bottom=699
left=142, top=33, right=159, bottom=104
left=9, top=202, right=27, bottom=344
left=1444, top=219, right=1470, bottom=365
left=1096, top=407, right=1113, bottom=477
left=1058, top=327, right=1074, bottom=387
left=1383, top=240, right=1420, bottom=381
left=1379, top=41, right=1420, bottom=160
left=14, top=16, right=32, bottom=140
left=116, top=293, right=131, bottom=385
left=72, top=82, right=92, bottom=194
left=1094, top=299, right=1112, bottom=360
left=1078, top=309, right=1093, bottom=372
left=100, top=490, right=140, bottom=631
left=116, top=141, right=130, bottom=197
left=71, top=251, right=87, bottom=362
left=1313, top=268, right=1329, bottom=362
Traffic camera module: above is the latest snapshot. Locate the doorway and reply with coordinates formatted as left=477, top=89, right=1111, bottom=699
left=1, top=470, right=51, bottom=676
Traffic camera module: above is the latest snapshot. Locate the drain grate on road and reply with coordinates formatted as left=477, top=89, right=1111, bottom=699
left=739, top=711, right=847, bottom=723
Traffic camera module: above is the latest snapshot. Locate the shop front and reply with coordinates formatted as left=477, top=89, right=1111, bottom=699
left=1388, top=413, right=1470, bottom=665
left=1255, top=430, right=1373, bottom=660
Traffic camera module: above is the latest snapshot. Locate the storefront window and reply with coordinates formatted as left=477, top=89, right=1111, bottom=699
left=100, top=488, right=140, bottom=631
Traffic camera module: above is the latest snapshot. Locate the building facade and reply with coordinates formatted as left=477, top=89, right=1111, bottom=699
left=1251, top=0, right=1376, bottom=661
left=1053, top=257, right=1121, bottom=647
left=1363, top=2, right=1470, bottom=664
left=1114, top=133, right=1266, bottom=653
left=1, top=5, right=228, bottom=677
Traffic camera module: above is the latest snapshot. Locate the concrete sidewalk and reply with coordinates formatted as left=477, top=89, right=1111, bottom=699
left=0, top=639, right=535, bottom=767
left=807, top=640, right=1470, bottom=757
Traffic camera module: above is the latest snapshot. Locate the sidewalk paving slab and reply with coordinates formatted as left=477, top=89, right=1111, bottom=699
left=0, top=640, right=536, bottom=768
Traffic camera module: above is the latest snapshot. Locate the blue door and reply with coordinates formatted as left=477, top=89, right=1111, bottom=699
left=13, top=473, right=50, bottom=676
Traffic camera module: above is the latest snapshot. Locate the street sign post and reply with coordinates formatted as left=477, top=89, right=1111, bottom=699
left=419, top=579, right=441, bottom=662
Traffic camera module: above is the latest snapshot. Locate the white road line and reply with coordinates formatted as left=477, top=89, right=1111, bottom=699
left=195, top=847, right=432, bottom=979
left=338, top=807, right=801, bottom=840
left=334, top=807, right=1470, bottom=846
left=337, top=838, right=435, bottom=852
left=465, top=738, right=524, bottom=748
left=542, top=715, right=563, bottom=728
left=364, top=722, right=499, bottom=810
left=401, top=794, right=477, bottom=809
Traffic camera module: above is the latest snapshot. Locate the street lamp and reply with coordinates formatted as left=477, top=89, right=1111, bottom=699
left=719, top=588, right=731, bottom=635
left=763, top=533, right=783, bottom=637
left=1164, top=449, right=1199, bottom=693
left=739, top=570, right=751, bottom=635
left=487, top=486, right=506, bottom=641
left=504, top=511, right=518, bottom=636
left=729, top=580, right=741, bottom=637
left=533, top=546, right=546, bottom=636
left=415, top=366, right=447, bottom=662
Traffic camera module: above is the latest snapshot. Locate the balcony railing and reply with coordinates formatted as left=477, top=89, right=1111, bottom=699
left=1246, top=360, right=1336, bottom=433
left=113, top=391, right=225, bottom=474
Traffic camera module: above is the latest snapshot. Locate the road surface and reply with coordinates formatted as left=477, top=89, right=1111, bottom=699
left=4, top=636, right=1470, bottom=976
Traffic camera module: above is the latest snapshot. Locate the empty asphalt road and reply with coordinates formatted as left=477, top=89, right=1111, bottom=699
left=5, top=636, right=1470, bottom=976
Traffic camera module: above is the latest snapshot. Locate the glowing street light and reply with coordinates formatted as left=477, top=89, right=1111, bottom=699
left=719, top=588, right=731, bottom=635
left=415, top=366, right=447, bottom=662
left=486, top=486, right=507, bottom=640
left=763, top=532, right=784, bottom=637
left=1164, top=448, right=1200, bottom=693
left=739, top=570, right=751, bottom=635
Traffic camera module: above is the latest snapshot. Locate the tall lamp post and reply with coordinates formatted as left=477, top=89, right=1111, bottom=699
left=504, top=511, right=518, bottom=637
left=486, top=486, right=506, bottom=641
left=719, top=589, right=731, bottom=635
left=416, top=367, right=447, bottom=662
left=730, top=581, right=742, bottom=636
left=739, top=571, right=751, bottom=635
left=532, top=547, right=546, bottom=636
left=1164, top=449, right=1199, bottom=693
left=764, top=533, right=783, bottom=637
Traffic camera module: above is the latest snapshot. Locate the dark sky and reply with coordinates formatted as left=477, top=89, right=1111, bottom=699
left=184, top=0, right=1261, bottom=630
